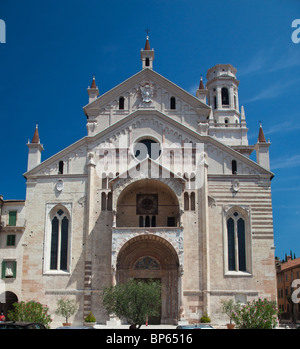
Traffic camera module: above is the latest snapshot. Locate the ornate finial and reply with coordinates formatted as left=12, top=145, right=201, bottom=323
left=145, top=28, right=150, bottom=36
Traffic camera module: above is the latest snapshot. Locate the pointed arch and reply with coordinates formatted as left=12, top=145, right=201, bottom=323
left=48, top=205, right=71, bottom=272
left=224, top=206, right=251, bottom=274
left=221, top=87, right=229, bottom=105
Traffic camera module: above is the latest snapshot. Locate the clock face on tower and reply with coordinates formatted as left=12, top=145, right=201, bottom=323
left=136, top=194, right=158, bottom=215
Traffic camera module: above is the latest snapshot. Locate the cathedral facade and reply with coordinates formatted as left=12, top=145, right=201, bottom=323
left=1, top=37, right=277, bottom=326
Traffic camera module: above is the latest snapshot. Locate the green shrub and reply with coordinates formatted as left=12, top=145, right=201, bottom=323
left=84, top=311, right=96, bottom=323
left=230, top=298, right=279, bottom=329
left=8, top=300, right=52, bottom=328
left=200, top=314, right=211, bottom=323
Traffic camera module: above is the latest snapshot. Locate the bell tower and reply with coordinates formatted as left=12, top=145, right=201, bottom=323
left=205, top=64, right=249, bottom=147
left=206, top=64, right=240, bottom=124
left=141, top=35, right=154, bottom=70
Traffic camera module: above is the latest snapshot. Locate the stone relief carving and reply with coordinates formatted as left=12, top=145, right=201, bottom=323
left=231, top=179, right=239, bottom=192
left=111, top=227, right=184, bottom=269
left=139, top=82, right=155, bottom=103
left=55, top=179, right=64, bottom=192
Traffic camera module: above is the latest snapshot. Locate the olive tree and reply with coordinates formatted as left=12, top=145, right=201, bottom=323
left=102, top=279, right=161, bottom=329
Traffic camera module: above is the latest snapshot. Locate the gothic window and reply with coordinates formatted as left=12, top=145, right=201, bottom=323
left=50, top=209, right=69, bottom=271
left=232, top=160, right=237, bottom=174
left=119, top=96, right=125, bottom=110
left=221, top=87, right=229, bottom=106
left=226, top=211, right=247, bottom=272
left=227, top=217, right=235, bottom=271
left=170, top=96, right=176, bottom=109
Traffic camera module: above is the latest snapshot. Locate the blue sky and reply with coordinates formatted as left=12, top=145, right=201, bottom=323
left=0, top=0, right=299, bottom=260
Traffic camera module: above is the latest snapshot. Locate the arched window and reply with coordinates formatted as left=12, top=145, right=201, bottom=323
left=221, top=87, right=229, bottom=106
left=102, top=175, right=107, bottom=189
left=151, top=215, right=156, bottom=227
left=139, top=216, right=144, bottom=227
left=58, top=161, right=64, bottom=175
left=134, top=139, right=161, bottom=161
left=184, top=192, right=189, bottom=211
left=190, top=192, right=195, bottom=211
left=226, top=211, right=247, bottom=272
left=145, top=58, right=150, bottom=67
left=225, top=118, right=229, bottom=127
left=227, top=217, right=235, bottom=271
left=232, top=160, right=237, bottom=175
left=107, top=192, right=112, bottom=211
left=50, top=208, right=69, bottom=271
left=101, top=192, right=107, bottom=211
left=119, top=96, right=125, bottom=110
left=170, top=96, right=176, bottom=109
left=145, top=216, right=150, bottom=227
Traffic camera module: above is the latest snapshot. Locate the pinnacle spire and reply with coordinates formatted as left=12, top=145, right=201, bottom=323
left=90, top=75, right=97, bottom=89
left=87, top=75, right=99, bottom=103
left=258, top=122, right=266, bottom=143
left=199, top=76, right=205, bottom=90
left=31, top=123, right=40, bottom=144
left=144, top=36, right=151, bottom=50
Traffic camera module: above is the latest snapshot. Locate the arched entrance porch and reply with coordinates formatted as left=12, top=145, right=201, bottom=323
left=116, top=234, right=179, bottom=324
left=0, top=291, right=18, bottom=319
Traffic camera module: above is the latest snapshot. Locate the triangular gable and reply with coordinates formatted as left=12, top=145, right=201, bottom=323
left=83, top=68, right=210, bottom=116
left=24, top=107, right=273, bottom=179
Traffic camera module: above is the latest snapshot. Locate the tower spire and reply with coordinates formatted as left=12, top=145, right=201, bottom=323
left=255, top=122, right=271, bottom=170
left=141, top=32, right=154, bottom=70
left=87, top=75, right=99, bottom=103
left=258, top=122, right=266, bottom=143
left=145, top=37, right=151, bottom=50
left=31, top=123, right=40, bottom=144
left=196, top=76, right=208, bottom=103
left=27, top=124, right=44, bottom=171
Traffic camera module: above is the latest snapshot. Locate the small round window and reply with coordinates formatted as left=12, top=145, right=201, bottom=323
left=134, top=139, right=161, bottom=161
